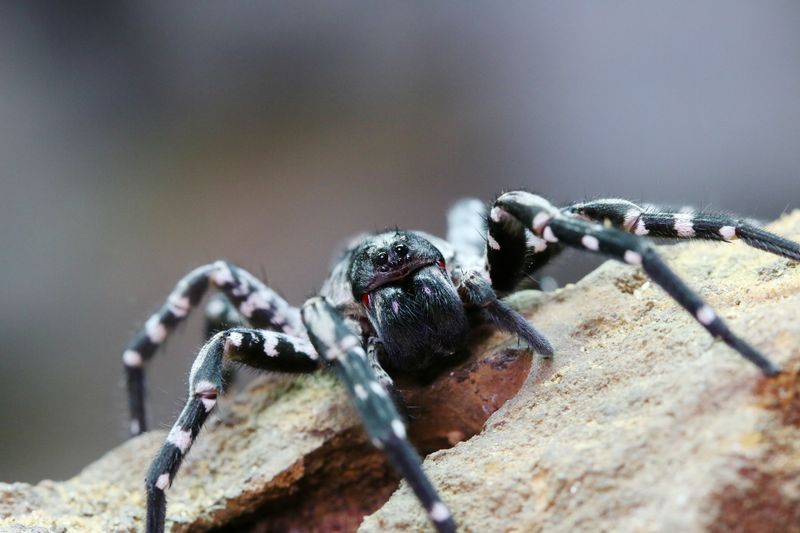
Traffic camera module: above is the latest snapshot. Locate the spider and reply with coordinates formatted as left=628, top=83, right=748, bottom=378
left=123, top=191, right=800, bottom=533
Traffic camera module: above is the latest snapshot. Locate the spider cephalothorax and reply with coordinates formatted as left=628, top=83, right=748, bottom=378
left=349, top=230, right=468, bottom=372
left=123, top=192, right=799, bottom=533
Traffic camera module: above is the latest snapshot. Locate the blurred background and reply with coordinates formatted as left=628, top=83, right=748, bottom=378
left=1, top=2, right=799, bottom=483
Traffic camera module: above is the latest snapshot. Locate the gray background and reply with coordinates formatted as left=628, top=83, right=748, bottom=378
left=1, top=2, right=798, bottom=482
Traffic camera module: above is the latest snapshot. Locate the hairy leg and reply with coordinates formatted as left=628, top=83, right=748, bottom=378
left=492, top=191, right=789, bottom=375
left=453, top=267, right=553, bottom=356
left=302, top=297, right=456, bottom=533
left=144, top=327, right=320, bottom=533
left=446, top=198, right=489, bottom=270
left=564, top=198, right=800, bottom=260
left=486, top=194, right=564, bottom=293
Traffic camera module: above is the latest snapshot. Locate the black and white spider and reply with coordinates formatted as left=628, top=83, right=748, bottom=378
left=123, top=191, right=800, bottom=533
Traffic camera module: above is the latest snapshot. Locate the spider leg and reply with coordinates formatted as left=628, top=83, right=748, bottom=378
left=203, top=293, right=244, bottom=339
left=446, top=198, right=488, bottom=270
left=486, top=195, right=564, bottom=292
left=366, top=336, right=396, bottom=390
left=203, top=294, right=246, bottom=388
left=453, top=268, right=553, bottom=356
left=144, top=327, right=320, bottom=533
left=564, top=198, right=800, bottom=260
left=302, top=297, right=456, bottom=533
left=124, top=261, right=302, bottom=436
left=493, top=191, right=781, bottom=376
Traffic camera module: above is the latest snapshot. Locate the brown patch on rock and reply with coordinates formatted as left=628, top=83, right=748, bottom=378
left=709, top=361, right=800, bottom=533
left=575, top=316, right=609, bottom=338
left=211, top=429, right=398, bottom=533
left=398, top=348, right=533, bottom=453
left=614, top=270, right=647, bottom=294
left=756, top=364, right=800, bottom=427
left=712, top=467, right=800, bottom=533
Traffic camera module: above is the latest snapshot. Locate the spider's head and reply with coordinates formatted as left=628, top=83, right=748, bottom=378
left=350, top=231, right=445, bottom=296
left=349, top=231, right=469, bottom=372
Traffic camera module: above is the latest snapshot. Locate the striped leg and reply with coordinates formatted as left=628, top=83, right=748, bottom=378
left=124, top=261, right=304, bottom=436
left=487, top=194, right=564, bottom=292
left=203, top=294, right=246, bottom=387
left=564, top=199, right=800, bottom=260
left=203, top=294, right=244, bottom=340
left=493, top=191, right=781, bottom=376
left=446, top=198, right=489, bottom=270
left=145, top=327, right=320, bottom=533
left=301, top=297, right=456, bottom=533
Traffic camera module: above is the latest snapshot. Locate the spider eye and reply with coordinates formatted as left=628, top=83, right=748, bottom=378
left=437, top=259, right=446, bottom=270
left=361, top=293, right=371, bottom=308
left=375, top=251, right=389, bottom=266
left=394, top=243, right=408, bottom=257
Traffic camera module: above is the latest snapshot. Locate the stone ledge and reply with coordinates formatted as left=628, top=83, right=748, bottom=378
left=2, top=211, right=799, bottom=532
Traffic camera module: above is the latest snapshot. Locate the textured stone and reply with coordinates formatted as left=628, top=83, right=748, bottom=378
left=2, top=212, right=799, bottom=532
left=0, top=372, right=374, bottom=532
left=0, top=290, right=534, bottom=532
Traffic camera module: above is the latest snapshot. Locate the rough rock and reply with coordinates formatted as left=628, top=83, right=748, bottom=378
left=0, top=290, right=534, bottom=532
left=2, top=211, right=799, bottom=533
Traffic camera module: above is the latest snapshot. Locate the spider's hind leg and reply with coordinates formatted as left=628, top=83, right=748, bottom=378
left=145, top=327, right=320, bottom=533
left=302, top=297, right=456, bottom=533
left=564, top=198, right=800, bottom=260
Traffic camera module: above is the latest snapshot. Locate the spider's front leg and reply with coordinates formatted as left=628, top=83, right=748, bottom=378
left=302, top=297, right=456, bottom=533
left=491, top=191, right=786, bottom=376
left=564, top=198, right=800, bottom=260
left=144, top=327, right=320, bottom=533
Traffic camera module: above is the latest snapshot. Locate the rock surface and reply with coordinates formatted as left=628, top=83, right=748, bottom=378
left=2, top=211, right=799, bottom=533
